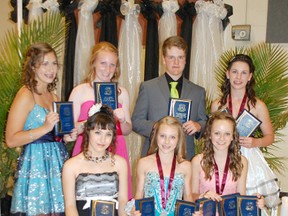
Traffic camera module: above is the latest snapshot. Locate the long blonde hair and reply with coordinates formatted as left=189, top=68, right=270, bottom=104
left=147, top=116, right=186, bottom=163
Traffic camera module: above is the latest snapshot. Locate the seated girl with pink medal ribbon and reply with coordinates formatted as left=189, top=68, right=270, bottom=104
left=191, top=112, right=264, bottom=216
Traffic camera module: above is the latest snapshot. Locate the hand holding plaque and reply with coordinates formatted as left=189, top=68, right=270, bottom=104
left=168, top=98, right=192, bottom=124
left=236, top=109, right=262, bottom=137
left=94, top=82, right=118, bottom=110
left=52, top=102, right=74, bottom=135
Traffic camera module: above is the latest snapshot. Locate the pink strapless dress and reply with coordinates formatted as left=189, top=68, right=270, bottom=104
left=199, top=168, right=238, bottom=216
left=199, top=168, right=238, bottom=195
left=72, top=100, right=132, bottom=199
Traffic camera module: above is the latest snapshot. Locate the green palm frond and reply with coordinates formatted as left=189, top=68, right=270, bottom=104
left=213, top=42, right=288, bottom=173
left=0, top=12, right=67, bottom=197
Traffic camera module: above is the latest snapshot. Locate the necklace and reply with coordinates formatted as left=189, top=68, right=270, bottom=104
left=84, top=150, right=110, bottom=163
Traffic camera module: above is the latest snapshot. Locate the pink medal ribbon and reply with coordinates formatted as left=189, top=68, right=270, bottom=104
left=213, top=156, right=230, bottom=195
left=228, top=93, right=248, bottom=118
left=156, top=151, right=176, bottom=211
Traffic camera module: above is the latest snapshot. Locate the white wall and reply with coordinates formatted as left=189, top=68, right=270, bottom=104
left=0, top=1, right=15, bottom=41
left=0, top=0, right=287, bottom=191
left=224, top=0, right=268, bottom=48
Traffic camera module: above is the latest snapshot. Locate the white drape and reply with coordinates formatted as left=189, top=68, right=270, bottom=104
left=27, top=0, right=60, bottom=23
left=27, top=0, right=43, bottom=23
left=158, top=0, right=179, bottom=47
left=74, top=0, right=98, bottom=86
left=189, top=0, right=227, bottom=100
left=42, top=0, right=60, bottom=12
left=118, top=0, right=143, bottom=179
left=158, top=0, right=179, bottom=75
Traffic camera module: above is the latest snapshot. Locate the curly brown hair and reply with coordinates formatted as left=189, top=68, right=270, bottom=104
left=219, top=54, right=256, bottom=111
left=201, top=112, right=243, bottom=181
left=147, top=116, right=186, bottom=163
left=82, top=105, right=117, bottom=155
left=22, top=42, right=58, bottom=94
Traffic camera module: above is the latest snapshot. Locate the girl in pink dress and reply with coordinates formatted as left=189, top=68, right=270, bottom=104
left=191, top=112, right=264, bottom=216
left=69, top=41, right=132, bottom=199
left=191, top=112, right=248, bottom=201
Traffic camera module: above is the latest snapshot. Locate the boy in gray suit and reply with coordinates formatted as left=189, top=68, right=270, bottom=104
left=132, top=36, right=207, bottom=160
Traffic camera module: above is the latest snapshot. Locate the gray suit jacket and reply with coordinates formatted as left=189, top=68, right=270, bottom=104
left=132, top=74, right=207, bottom=160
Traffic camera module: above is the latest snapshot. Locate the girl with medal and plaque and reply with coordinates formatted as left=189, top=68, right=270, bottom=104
left=6, top=43, right=77, bottom=216
left=69, top=41, right=133, bottom=199
left=62, top=104, right=128, bottom=216
left=130, top=116, right=193, bottom=216
left=211, top=54, right=280, bottom=210
left=191, top=112, right=264, bottom=215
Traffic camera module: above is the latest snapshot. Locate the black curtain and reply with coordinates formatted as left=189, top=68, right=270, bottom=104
left=141, top=0, right=162, bottom=81
left=96, top=0, right=121, bottom=47
left=9, top=0, right=30, bottom=24
left=223, top=4, right=233, bottom=30
left=176, top=2, right=196, bottom=80
left=59, top=0, right=78, bottom=100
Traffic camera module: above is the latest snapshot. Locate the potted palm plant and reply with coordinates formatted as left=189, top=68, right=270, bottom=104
left=0, top=11, right=67, bottom=204
left=213, top=42, right=288, bottom=173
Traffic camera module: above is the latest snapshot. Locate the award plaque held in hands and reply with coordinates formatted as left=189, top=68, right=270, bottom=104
left=90, top=200, right=116, bottom=216
left=168, top=98, right=192, bottom=124
left=52, top=102, right=74, bottom=135
left=175, top=199, right=196, bottom=216
left=94, top=82, right=118, bottom=110
left=218, top=193, right=240, bottom=216
left=135, top=197, right=154, bottom=216
left=236, top=109, right=262, bottom=137
left=237, top=195, right=260, bottom=216
left=196, top=198, right=217, bottom=216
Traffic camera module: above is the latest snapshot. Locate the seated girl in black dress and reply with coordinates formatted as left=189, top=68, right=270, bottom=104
left=62, top=104, right=128, bottom=216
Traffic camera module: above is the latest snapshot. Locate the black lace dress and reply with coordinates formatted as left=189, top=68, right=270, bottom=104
left=75, top=172, right=119, bottom=216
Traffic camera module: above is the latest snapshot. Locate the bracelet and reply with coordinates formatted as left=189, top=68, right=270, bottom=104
left=29, top=131, right=34, bottom=141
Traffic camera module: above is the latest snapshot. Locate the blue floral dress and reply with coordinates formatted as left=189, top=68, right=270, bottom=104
left=10, top=104, right=69, bottom=216
left=144, top=171, right=184, bottom=216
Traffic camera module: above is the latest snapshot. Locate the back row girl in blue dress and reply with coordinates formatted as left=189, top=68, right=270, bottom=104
left=5, top=42, right=77, bottom=216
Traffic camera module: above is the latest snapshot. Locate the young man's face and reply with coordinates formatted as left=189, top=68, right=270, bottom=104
left=162, top=46, right=186, bottom=80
